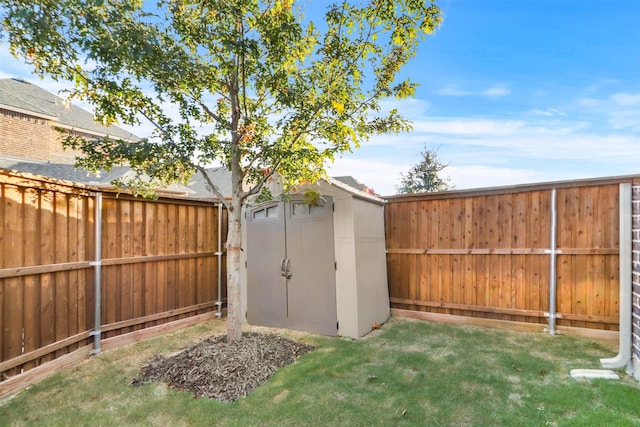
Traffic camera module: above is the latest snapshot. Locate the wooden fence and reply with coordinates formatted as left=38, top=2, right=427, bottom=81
left=0, top=170, right=226, bottom=394
left=385, top=177, right=633, bottom=333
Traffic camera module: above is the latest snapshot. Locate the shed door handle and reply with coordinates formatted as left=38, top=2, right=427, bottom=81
left=281, top=258, right=292, bottom=279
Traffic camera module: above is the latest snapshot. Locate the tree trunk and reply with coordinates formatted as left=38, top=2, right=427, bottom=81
left=225, top=197, right=243, bottom=342
left=226, top=60, right=243, bottom=342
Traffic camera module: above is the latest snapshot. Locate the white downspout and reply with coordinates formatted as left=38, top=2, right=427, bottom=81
left=601, top=183, right=632, bottom=372
left=90, top=192, right=102, bottom=355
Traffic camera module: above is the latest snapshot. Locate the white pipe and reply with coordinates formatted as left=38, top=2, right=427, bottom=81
left=215, top=202, right=223, bottom=318
left=547, top=188, right=558, bottom=335
left=601, top=183, right=632, bottom=371
left=90, top=192, right=102, bottom=355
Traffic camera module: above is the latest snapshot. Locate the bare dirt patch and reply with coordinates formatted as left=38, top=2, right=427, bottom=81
left=131, top=332, right=314, bottom=402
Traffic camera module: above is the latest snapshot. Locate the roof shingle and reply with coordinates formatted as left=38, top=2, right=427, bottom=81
left=0, top=78, right=139, bottom=141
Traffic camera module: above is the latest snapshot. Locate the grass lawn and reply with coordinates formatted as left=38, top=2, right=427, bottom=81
left=1, top=317, right=639, bottom=426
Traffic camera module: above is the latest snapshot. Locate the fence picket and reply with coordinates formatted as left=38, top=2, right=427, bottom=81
left=386, top=179, right=625, bottom=331
left=1, top=170, right=224, bottom=385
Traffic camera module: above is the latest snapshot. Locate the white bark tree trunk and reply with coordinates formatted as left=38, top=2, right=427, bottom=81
left=225, top=197, right=243, bottom=342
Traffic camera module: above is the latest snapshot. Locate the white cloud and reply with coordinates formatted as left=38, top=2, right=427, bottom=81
left=436, top=85, right=511, bottom=97
left=327, top=157, right=406, bottom=196
left=454, top=130, right=638, bottom=161
left=436, top=86, right=469, bottom=96
left=611, top=92, right=640, bottom=106
left=529, top=108, right=566, bottom=117
left=327, top=159, right=596, bottom=196
left=577, top=97, right=599, bottom=107
left=412, top=118, right=524, bottom=136
left=608, top=110, right=640, bottom=131
left=379, top=97, right=431, bottom=118
left=444, top=165, right=600, bottom=190
left=354, top=106, right=640, bottom=167
left=481, top=86, right=511, bottom=97
left=446, top=165, right=550, bottom=190
left=585, top=79, right=621, bottom=94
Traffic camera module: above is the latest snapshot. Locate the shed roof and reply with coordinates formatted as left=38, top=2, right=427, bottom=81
left=325, top=176, right=385, bottom=204
left=186, top=168, right=385, bottom=204
left=332, top=176, right=371, bottom=193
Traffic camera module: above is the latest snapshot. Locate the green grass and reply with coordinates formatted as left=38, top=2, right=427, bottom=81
left=1, top=317, right=639, bottom=426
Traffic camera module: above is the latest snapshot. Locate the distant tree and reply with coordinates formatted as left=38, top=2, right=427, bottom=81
left=397, top=146, right=453, bottom=194
left=1, top=0, right=442, bottom=341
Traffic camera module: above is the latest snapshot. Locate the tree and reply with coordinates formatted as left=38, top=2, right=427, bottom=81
left=1, top=0, right=442, bottom=341
left=397, top=146, right=453, bottom=194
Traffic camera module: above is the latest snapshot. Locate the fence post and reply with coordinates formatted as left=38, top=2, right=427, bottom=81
left=546, top=188, right=559, bottom=335
left=90, top=192, right=103, bottom=355
left=215, top=202, right=223, bottom=318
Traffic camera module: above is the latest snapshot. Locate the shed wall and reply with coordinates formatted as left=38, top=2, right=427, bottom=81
left=318, top=182, right=389, bottom=338
left=353, top=198, right=390, bottom=336
left=244, top=179, right=389, bottom=338
left=332, top=193, right=359, bottom=338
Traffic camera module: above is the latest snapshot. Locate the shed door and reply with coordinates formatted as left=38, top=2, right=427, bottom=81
left=246, top=202, right=288, bottom=329
left=247, top=198, right=336, bottom=335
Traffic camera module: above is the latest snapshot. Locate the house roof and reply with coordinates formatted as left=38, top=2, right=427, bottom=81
left=0, top=155, right=127, bottom=185
left=187, top=167, right=233, bottom=200
left=0, top=152, right=381, bottom=203
left=0, top=78, right=139, bottom=141
left=0, top=155, right=191, bottom=196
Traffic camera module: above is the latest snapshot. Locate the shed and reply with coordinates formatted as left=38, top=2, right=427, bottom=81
left=241, top=177, right=390, bottom=339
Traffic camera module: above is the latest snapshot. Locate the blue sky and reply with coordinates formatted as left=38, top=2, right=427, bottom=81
left=329, top=0, right=640, bottom=194
left=2, top=0, right=639, bottom=195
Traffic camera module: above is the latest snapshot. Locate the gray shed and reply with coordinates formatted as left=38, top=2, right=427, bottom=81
left=241, top=177, right=390, bottom=339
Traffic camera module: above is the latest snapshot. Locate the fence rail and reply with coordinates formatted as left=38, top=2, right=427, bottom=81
left=385, top=178, right=630, bottom=332
left=0, top=170, right=226, bottom=388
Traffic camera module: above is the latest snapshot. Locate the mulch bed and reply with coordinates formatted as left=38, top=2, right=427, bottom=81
left=131, top=332, right=314, bottom=402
